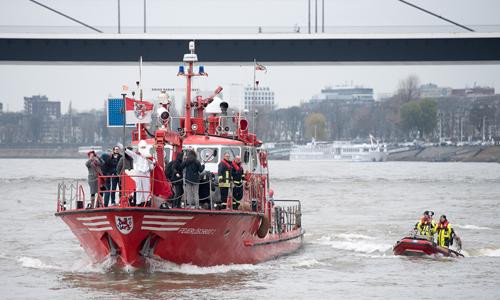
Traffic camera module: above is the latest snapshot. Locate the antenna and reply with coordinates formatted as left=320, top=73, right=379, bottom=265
left=139, top=56, right=143, bottom=100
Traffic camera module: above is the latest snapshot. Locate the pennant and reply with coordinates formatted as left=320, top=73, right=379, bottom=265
left=125, top=98, right=154, bottom=124
left=255, top=63, right=267, bottom=73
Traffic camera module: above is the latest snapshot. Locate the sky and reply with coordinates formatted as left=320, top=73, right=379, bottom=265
left=0, top=0, right=500, bottom=112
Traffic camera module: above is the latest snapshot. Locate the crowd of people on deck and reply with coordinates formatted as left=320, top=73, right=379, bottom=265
left=85, top=143, right=247, bottom=210
left=414, top=210, right=462, bottom=250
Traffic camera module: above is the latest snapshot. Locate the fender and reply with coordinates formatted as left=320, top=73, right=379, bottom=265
left=257, top=201, right=271, bottom=238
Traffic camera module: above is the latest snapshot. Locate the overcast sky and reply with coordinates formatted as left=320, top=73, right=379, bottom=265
left=1, top=0, right=499, bottom=112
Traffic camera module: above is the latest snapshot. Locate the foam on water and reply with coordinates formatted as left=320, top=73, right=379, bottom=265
left=335, top=233, right=375, bottom=240
left=289, top=258, right=324, bottom=268
left=146, top=258, right=260, bottom=274
left=18, top=256, right=61, bottom=270
left=69, top=256, right=117, bottom=273
left=454, top=224, right=493, bottom=230
left=475, top=248, right=500, bottom=257
left=315, top=234, right=392, bottom=254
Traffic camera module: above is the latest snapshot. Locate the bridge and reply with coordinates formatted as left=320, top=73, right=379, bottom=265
left=1, top=32, right=500, bottom=64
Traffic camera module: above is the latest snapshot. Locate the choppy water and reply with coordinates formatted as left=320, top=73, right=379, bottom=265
left=1, top=159, right=499, bottom=299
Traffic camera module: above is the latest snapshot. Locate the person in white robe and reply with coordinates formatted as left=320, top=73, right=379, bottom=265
left=125, top=140, right=154, bottom=205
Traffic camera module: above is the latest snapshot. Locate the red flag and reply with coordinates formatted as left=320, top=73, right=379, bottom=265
left=125, top=98, right=154, bottom=124
left=255, top=63, right=267, bottom=73
left=152, top=165, right=173, bottom=199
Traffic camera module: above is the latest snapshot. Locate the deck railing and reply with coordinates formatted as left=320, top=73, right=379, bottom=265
left=272, top=199, right=302, bottom=233
left=57, top=175, right=301, bottom=219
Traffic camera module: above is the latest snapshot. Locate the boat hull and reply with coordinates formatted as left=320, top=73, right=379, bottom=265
left=56, top=207, right=303, bottom=267
left=393, top=237, right=463, bottom=257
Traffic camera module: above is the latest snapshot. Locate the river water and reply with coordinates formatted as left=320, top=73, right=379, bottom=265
left=1, top=159, right=499, bottom=299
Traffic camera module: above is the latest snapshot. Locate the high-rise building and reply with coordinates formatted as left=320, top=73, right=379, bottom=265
left=451, top=85, right=495, bottom=97
left=243, top=85, right=275, bottom=110
left=419, top=83, right=452, bottom=98
left=311, top=85, right=374, bottom=103
left=0, top=102, right=3, bottom=113
left=24, top=95, right=61, bottom=118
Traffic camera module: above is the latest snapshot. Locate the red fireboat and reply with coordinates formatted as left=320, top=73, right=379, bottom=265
left=55, top=41, right=304, bottom=268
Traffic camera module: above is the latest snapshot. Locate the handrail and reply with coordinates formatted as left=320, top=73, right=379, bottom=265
left=57, top=180, right=83, bottom=212
left=273, top=199, right=301, bottom=203
left=56, top=174, right=288, bottom=213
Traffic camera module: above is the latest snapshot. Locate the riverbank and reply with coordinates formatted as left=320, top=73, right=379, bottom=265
left=0, top=148, right=82, bottom=158
left=387, top=145, right=500, bottom=162
left=2, top=145, right=500, bottom=162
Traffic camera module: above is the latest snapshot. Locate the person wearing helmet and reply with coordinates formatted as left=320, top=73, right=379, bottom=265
left=231, top=155, right=244, bottom=210
left=414, top=210, right=437, bottom=240
left=217, top=152, right=233, bottom=209
left=436, top=215, right=462, bottom=250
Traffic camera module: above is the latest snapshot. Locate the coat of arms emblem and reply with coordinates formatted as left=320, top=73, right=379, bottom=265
left=134, top=102, right=147, bottom=120
left=115, top=216, right=134, bottom=234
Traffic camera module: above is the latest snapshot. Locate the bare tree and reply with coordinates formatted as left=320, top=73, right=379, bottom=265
left=396, top=75, right=421, bottom=103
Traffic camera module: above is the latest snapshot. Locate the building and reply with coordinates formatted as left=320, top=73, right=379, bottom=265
left=24, top=95, right=61, bottom=118
left=451, top=85, right=495, bottom=97
left=419, top=83, right=452, bottom=98
left=243, top=85, right=275, bottom=110
left=310, top=85, right=374, bottom=104
left=0, top=102, right=3, bottom=113
left=23, top=95, right=62, bottom=143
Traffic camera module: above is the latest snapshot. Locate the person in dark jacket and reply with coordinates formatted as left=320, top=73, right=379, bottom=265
left=103, top=146, right=122, bottom=206
left=198, top=171, right=213, bottom=209
left=217, top=152, right=232, bottom=209
left=116, top=146, right=134, bottom=205
left=181, top=150, right=204, bottom=208
left=166, top=151, right=184, bottom=208
left=99, top=150, right=112, bottom=206
left=116, top=146, right=133, bottom=174
left=231, top=155, right=244, bottom=209
left=85, top=150, right=103, bottom=208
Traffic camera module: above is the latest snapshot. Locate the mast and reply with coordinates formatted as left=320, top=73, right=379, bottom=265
left=181, top=41, right=198, bottom=137
left=253, top=59, right=257, bottom=135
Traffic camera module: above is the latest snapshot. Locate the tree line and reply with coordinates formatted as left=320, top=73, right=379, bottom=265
left=252, top=75, right=500, bottom=143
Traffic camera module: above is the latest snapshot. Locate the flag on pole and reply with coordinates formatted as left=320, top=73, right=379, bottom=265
left=255, top=62, right=267, bottom=73
left=125, top=98, right=154, bottom=124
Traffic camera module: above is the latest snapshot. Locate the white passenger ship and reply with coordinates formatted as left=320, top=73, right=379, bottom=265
left=289, top=137, right=387, bottom=162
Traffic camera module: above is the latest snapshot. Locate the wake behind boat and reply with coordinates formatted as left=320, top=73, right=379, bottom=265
left=54, top=41, right=304, bottom=268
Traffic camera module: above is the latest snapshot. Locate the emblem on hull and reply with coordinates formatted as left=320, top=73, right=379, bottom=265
left=115, top=216, right=134, bottom=234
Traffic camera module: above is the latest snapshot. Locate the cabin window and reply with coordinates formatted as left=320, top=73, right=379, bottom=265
left=251, top=148, right=258, bottom=171
left=221, top=147, right=241, bottom=160
left=197, top=147, right=219, bottom=163
left=243, top=148, right=250, bottom=163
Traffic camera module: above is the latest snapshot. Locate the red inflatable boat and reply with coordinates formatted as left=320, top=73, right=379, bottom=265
left=393, top=236, right=464, bottom=257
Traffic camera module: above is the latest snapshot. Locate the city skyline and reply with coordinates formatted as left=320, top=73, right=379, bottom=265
left=0, top=64, right=499, bottom=113
left=1, top=0, right=499, bottom=112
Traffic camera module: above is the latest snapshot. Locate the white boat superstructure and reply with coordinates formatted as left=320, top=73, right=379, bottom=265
left=289, top=138, right=387, bottom=162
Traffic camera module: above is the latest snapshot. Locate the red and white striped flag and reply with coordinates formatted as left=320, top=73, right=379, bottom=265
left=255, top=62, right=267, bottom=73
left=125, top=98, right=154, bottom=124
